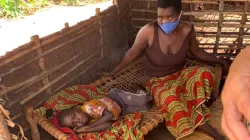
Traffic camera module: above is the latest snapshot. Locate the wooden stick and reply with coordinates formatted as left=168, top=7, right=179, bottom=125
left=183, top=0, right=248, bottom=1
left=147, top=0, right=150, bottom=10
left=133, top=27, right=250, bottom=39
left=0, top=5, right=120, bottom=69
left=0, top=51, right=81, bottom=97
left=184, top=11, right=250, bottom=15
left=0, top=11, right=128, bottom=93
left=96, top=8, right=104, bottom=58
left=213, top=1, right=224, bottom=54
left=196, top=32, right=250, bottom=35
left=132, top=18, right=248, bottom=23
left=11, top=113, right=22, bottom=121
left=30, top=113, right=68, bottom=140
left=237, top=2, right=248, bottom=54
left=73, top=9, right=127, bottom=37
left=24, top=105, right=40, bottom=140
left=64, top=22, right=81, bottom=84
left=212, top=65, right=222, bottom=99
left=199, top=43, right=245, bottom=46
left=201, top=46, right=245, bottom=49
left=113, top=0, right=120, bottom=13
left=19, top=50, right=102, bottom=105
left=133, top=22, right=250, bottom=28
left=0, top=19, right=99, bottom=79
left=131, top=9, right=250, bottom=15
left=31, top=35, right=52, bottom=95
left=0, top=21, right=99, bottom=79
left=0, top=109, right=12, bottom=140
left=133, top=0, right=249, bottom=2
left=96, top=8, right=101, bottom=15
left=34, top=55, right=103, bottom=109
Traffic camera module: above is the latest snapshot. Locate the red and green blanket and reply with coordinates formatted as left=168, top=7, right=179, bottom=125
left=34, top=85, right=144, bottom=140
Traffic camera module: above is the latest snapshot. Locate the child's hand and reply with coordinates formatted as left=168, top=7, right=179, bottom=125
left=75, top=126, right=90, bottom=133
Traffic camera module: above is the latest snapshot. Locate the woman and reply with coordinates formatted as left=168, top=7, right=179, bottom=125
left=100, top=0, right=229, bottom=139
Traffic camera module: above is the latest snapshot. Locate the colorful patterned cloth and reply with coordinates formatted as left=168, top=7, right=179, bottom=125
left=146, top=66, right=214, bottom=139
left=34, top=85, right=143, bottom=140
left=82, top=96, right=121, bottom=120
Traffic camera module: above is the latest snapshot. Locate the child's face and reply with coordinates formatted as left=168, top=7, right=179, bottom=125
left=62, top=107, right=88, bottom=129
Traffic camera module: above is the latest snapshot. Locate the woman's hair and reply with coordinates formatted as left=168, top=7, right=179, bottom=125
left=157, top=0, right=182, bottom=13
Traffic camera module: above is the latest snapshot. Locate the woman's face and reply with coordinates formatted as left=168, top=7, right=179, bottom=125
left=157, top=7, right=180, bottom=25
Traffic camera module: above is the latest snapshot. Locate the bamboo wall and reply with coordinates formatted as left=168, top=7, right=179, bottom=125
left=0, top=0, right=131, bottom=134
left=129, top=0, right=250, bottom=59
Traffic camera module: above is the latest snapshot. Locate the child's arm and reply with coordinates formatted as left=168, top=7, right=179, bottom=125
left=76, top=122, right=112, bottom=133
left=87, top=109, right=113, bottom=128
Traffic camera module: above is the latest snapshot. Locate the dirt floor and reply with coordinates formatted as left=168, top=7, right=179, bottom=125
left=0, top=1, right=112, bottom=57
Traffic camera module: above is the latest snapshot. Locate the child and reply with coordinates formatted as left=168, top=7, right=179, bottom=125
left=58, top=83, right=152, bottom=133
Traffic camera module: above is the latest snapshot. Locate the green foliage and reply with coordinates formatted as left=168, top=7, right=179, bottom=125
left=0, top=0, right=49, bottom=18
left=0, top=0, right=109, bottom=18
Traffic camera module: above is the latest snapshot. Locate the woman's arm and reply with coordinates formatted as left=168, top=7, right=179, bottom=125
left=99, top=24, right=151, bottom=76
left=76, top=122, right=112, bottom=133
left=189, top=26, right=229, bottom=74
left=87, top=109, right=113, bottom=128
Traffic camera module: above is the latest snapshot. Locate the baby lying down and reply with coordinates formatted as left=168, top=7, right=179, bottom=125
left=58, top=84, right=152, bottom=133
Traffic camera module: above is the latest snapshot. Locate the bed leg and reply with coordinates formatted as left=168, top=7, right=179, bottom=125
left=0, top=109, right=12, bottom=140
left=212, top=64, right=222, bottom=100
left=24, top=105, right=40, bottom=140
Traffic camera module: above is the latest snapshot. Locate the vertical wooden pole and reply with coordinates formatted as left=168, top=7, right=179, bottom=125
left=30, top=35, right=52, bottom=94
left=0, top=110, right=12, bottom=140
left=95, top=8, right=100, bottom=15
left=214, top=1, right=224, bottom=55
left=189, top=2, right=195, bottom=22
left=24, top=105, right=40, bottom=140
left=96, top=8, right=104, bottom=57
left=64, top=22, right=81, bottom=84
left=113, top=0, right=120, bottom=13
left=237, top=2, right=248, bottom=55
left=147, top=0, right=150, bottom=10
left=129, top=0, right=135, bottom=47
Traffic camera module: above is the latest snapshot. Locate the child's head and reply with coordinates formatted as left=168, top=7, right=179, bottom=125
left=58, top=107, right=89, bottom=129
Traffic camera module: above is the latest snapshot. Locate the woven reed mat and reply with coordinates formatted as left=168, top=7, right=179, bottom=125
left=92, top=56, right=163, bottom=135
left=92, top=56, right=222, bottom=137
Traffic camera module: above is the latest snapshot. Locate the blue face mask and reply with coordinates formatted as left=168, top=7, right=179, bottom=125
left=159, top=20, right=180, bottom=35
left=159, top=11, right=183, bottom=35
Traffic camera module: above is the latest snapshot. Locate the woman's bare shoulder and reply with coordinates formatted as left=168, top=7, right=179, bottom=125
left=137, top=22, right=155, bottom=37
left=180, top=21, right=193, bottom=34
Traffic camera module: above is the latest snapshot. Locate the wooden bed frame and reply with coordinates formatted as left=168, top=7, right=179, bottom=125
left=24, top=56, right=222, bottom=140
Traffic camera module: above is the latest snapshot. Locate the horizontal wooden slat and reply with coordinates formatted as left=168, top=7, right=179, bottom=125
left=132, top=9, right=250, bottom=15
left=133, top=0, right=248, bottom=2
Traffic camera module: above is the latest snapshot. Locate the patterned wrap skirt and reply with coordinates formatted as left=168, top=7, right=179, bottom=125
left=146, top=66, right=215, bottom=139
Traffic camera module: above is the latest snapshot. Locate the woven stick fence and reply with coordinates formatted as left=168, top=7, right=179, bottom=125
left=0, top=0, right=131, bottom=132
left=0, top=0, right=249, bottom=138
left=129, top=0, right=250, bottom=58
